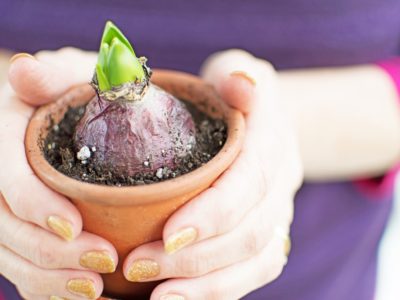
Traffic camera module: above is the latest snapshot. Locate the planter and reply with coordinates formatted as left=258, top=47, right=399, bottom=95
left=25, top=70, right=245, bottom=299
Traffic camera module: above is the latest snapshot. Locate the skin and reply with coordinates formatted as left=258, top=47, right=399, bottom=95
left=279, top=66, right=400, bottom=180
left=0, top=47, right=398, bottom=299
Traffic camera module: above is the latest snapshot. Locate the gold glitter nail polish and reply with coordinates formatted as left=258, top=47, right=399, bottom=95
left=67, top=279, right=96, bottom=299
left=50, top=296, right=69, bottom=300
left=285, top=237, right=292, bottom=256
left=47, top=216, right=74, bottom=241
left=274, top=226, right=291, bottom=256
left=230, top=70, right=256, bottom=85
left=127, top=259, right=160, bottom=282
left=80, top=251, right=116, bottom=273
left=9, top=53, right=35, bottom=63
left=160, top=294, right=185, bottom=300
left=164, top=227, right=198, bottom=255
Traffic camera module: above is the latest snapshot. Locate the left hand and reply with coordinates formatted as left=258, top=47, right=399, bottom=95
left=123, top=50, right=303, bottom=300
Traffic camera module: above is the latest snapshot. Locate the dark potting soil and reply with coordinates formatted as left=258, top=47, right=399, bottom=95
left=44, top=101, right=227, bottom=186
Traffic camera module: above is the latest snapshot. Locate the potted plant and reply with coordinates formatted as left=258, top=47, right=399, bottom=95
left=25, top=21, right=245, bottom=299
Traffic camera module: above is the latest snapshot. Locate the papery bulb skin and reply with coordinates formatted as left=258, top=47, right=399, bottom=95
left=74, top=83, right=196, bottom=176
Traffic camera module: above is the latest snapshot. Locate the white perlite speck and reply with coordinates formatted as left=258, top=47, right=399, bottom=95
left=77, top=146, right=91, bottom=162
left=156, top=168, right=163, bottom=179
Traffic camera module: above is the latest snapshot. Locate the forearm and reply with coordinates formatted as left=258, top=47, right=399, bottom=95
left=278, top=65, right=400, bottom=181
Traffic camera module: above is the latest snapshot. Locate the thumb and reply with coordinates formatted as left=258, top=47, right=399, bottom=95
left=200, top=49, right=271, bottom=114
left=8, top=48, right=96, bottom=106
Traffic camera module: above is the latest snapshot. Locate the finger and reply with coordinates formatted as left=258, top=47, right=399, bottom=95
left=150, top=232, right=288, bottom=300
left=0, top=246, right=103, bottom=300
left=161, top=145, right=268, bottom=254
left=200, top=49, right=275, bottom=115
left=162, top=64, right=277, bottom=253
left=0, top=169, right=82, bottom=241
left=0, top=86, right=83, bottom=241
left=0, top=196, right=117, bottom=273
left=124, top=186, right=293, bottom=281
left=17, top=289, right=48, bottom=300
left=8, top=47, right=97, bottom=106
left=162, top=51, right=280, bottom=254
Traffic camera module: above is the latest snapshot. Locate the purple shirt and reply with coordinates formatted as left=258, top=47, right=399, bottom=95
left=1, top=0, right=399, bottom=299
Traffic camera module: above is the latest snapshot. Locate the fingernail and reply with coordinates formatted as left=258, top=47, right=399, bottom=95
left=47, top=216, right=74, bottom=241
left=230, top=71, right=256, bottom=85
left=160, top=294, right=185, bottom=300
left=274, top=226, right=291, bottom=256
left=165, top=227, right=198, bottom=255
left=50, top=296, right=69, bottom=300
left=79, top=251, right=116, bottom=273
left=67, top=279, right=96, bottom=299
left=126, top=259, right=160, bottom=282
left=9, top=53, right=35, bottom=63
left=285, top=237, right=292, bottom=256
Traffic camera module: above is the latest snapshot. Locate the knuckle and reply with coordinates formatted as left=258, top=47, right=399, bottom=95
left=207, top=187, right=236, bottom=235
left=177, top=253, right=208, bottom=277
left=33, top=236, right=57, bottom=268
left=243, top=229, right=263, bottom=256
left=215, top=206, right=237, bottom=235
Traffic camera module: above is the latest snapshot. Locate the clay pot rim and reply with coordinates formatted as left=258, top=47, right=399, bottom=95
left=25, top=70, right=246, bottom=206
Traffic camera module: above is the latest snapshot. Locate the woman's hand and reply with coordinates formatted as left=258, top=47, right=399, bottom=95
left=0, top=49, right=118, bottom=300
left=123, top=50, right=303, bottom=300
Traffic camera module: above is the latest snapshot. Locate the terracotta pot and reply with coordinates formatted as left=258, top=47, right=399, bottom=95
left=25, top=70, right=245, bottom=299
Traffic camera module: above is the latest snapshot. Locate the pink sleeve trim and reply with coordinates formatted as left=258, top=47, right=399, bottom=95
left=378, top=57, right=400, bottom=95
left=354, top=57, right=400, bottom=199
left=354, top=165, right=399, bottom=199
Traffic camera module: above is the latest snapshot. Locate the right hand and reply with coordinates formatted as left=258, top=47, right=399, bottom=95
left=0, top=48, right=117, bottom=300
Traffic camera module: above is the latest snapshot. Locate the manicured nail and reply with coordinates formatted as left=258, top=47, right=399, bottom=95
left=274, top=226, right=291, bottom=257
left=160, top=294, right=185, bottom=300
left=67, top=279, right=96, bottom=299
left=165, top=227, right=198, bottom=255
left=9, top=53, right=35, bottom=63
left=284, top=237, right=292, bottom=256
left=50, top=296, right=69, bottom=300
left=230, top=71, right=256, bottom=85
left=47, top=216, right=74, bottom=241
left=79, top=251, right=116, bottom=273
left=127, top=259, right=160, bottom=282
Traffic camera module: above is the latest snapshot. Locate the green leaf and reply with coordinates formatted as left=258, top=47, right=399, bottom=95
left=100, top=21, right=135, bottom=55
left=98, top=42, right=109, bottom=72
left=96, top=63, right=111, bottom=91
left=106, top=37, right=145, bottom=86
left=95, top=21, right=146, bottom=91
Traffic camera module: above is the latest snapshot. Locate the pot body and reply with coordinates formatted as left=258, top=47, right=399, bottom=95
left=73, top=187, right=203, bottom=299
left=25, top=70, right=245, bottom=299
